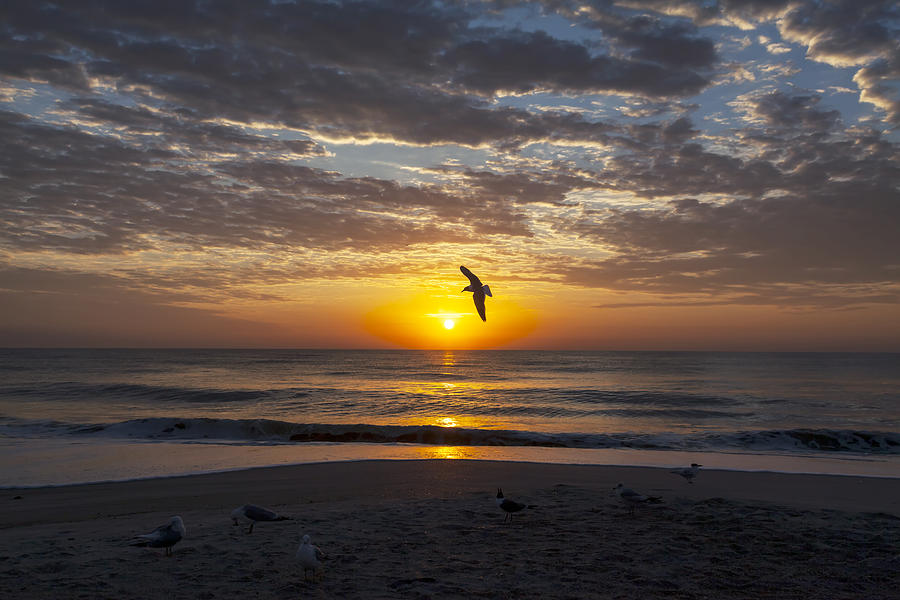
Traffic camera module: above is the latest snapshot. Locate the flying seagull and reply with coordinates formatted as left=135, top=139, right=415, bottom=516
left=496, top=488, right=533, bottom=522
left=131, top=516, right=185, bottom=556
left=231, top=504, right=291, bottom=534
left=296, top=534, right=327, bottom=582
left=613, top=483, right=662, bottom=516
left=460, top=265, right=492, bottom=322
left=671, top=463, right=702, bottom=484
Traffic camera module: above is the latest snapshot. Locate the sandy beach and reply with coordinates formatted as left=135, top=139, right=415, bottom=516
left=2, top=459, right=899, bottom=599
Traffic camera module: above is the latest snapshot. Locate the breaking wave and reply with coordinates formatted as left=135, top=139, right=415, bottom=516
left=2, top=416, right=899, bottom=455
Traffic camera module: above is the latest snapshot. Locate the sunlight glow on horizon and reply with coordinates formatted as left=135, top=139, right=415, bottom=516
left=363, top=292, right=538, bottom=349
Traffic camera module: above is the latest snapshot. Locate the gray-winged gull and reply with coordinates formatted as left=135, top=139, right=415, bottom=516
left=231, top=504, right=290, bottom=534
left=671, top=463, right=702, bottom=484
left=496, top=488, right=533, bottom=522
left=131, top=516, right=185, bottom=556
left=296, top=533, right=327, bottom=581
left=613, top=483, right=662, bottom=516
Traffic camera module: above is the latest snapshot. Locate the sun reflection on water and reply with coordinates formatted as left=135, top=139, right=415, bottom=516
left=413, top=445, right=478, bottom=460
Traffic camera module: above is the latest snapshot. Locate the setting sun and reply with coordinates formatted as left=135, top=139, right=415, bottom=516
left=363, top=292, right=537, bottom=349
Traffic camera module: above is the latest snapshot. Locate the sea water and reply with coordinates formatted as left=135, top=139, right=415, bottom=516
left=1, top=349, right=898, bottom=486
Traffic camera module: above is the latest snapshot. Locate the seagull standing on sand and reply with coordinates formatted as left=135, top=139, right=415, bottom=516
left=296, top=534, right=327, bottom=581
left=460, top=265, right=492, bottom=322
left=671, top=463, right=702, bottom=484
left=231, top=504, right=290, bottom=534
left=496, top=488, right=531, bottom=522
left=613, top=483, right=662, bottom=516
left=131, top=516, right=185, bottom=556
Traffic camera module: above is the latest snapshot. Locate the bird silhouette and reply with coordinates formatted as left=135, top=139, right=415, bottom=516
left=460, top=265, right=492, bottom=321
left=496, top=488, right=533, bottom=522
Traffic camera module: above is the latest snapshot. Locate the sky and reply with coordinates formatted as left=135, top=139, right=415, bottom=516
left=1, top=0, right=899, bottom=351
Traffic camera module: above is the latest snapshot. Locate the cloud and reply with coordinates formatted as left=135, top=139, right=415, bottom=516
left=775, top=0, right=900, bottom=123
left=615, top=0, right=791, bottom=29
left=743, top=90, right=842, bottom=131
left=558, top=91, right=900, bottom=306
left=0, top=0, right=723, bottom=154
left=621, top=0, right=900, bottom=125
left=0, top=108, right=538, bottom=258
left=854, top=56, right=900, bottom=125
left=777, top=0, right=899, bottom=68
left=445, top=29, right=712, bottom=98
left=1, top=0, right=898, bottom=337
left=64, top=98, right=327, bottom=159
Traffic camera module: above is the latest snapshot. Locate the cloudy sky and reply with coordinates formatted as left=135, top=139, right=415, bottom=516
left=2, top=0, right=899, bottom=350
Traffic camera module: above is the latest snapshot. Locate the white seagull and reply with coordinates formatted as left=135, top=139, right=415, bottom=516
left=296, top=534, right=327, bottom=582
left=613, top=483, right=662, bottom=516
left=671, top=463, right=702, bottom=484
left=460, top=265, right=492, bottom=322
left=231, top=504, right=290, bottom=534
left=131, top=516, right=186, bottom=556
left=496, top=488, right=531, bottom=522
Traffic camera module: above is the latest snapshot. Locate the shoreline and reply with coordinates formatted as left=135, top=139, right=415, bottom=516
left=3, top=459, right=900, bottom=530
left=4, top=451, right=900, bottom=492
left=4, top=439, right=900, bottom=489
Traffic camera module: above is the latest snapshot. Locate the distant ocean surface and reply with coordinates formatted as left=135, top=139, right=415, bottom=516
left=1, top=349, right=899, bottom=486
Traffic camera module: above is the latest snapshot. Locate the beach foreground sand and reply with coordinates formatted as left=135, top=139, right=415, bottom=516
left=2, top=459, right=899, bottom=599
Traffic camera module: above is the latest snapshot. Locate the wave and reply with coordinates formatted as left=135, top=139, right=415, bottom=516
left=0, top=382, right=310, bottom=403
left=2, top=416, right=898, bottom=455
left=0, top=382, right=752, bottom=421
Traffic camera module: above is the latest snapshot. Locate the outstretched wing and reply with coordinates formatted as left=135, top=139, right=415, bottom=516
left=474, top=294, right=486, bottom=321
left=460, top=265, right=482, bottom=287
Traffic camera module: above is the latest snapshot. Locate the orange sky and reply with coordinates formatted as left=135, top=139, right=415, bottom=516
left=3, top=265, right=898, bottom=350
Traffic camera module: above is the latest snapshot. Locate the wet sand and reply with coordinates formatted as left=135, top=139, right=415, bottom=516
left=2, top=460, right=899, bottom=598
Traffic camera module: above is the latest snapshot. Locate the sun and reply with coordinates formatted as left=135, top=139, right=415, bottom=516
left=364, top=296, right=537, bottom=349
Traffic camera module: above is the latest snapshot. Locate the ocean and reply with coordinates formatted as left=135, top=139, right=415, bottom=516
left=1, top=349, right=898, bottom=486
